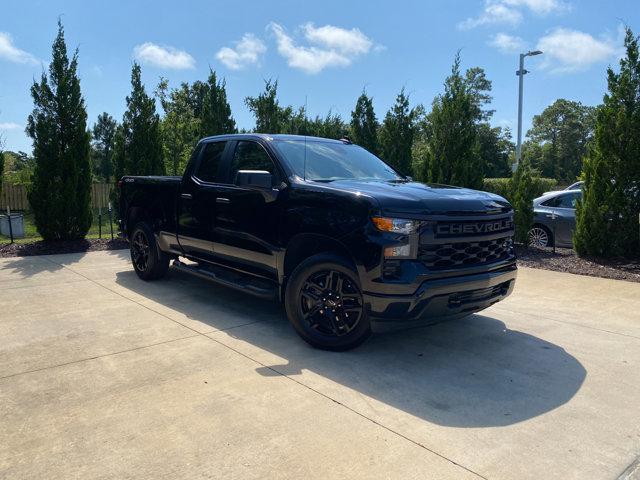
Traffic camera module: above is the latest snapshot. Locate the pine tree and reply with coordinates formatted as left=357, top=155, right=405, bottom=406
left=200, top=70, right=236, bottom=137
left=26, top=21, right=92, bottom=241
left=379, top=88, right=418, bottom=176
left=423, top=54, right=483, bottom=189
left=350, top=91, right=379, bottom=154
left=575, top=28, right=640, bottom=257
left=113, top=63, right=164, bottom=178
left=91, top=112, right=117, bottom=183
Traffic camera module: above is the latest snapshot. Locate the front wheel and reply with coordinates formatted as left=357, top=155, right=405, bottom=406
left=130, top=222, right=169, bottom=280
left=285, top=253, right=371, bottom=351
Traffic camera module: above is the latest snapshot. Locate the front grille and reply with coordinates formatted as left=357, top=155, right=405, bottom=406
left=418, top=237, right=514, bottom=270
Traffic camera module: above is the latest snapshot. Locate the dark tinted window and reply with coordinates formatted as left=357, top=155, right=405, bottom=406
left=196, top=142, right=226, bottom=182
left=229, top=141, right=275, bottom=184
left=556, top=192, right=581, bottom=208
left=542, top=192, right=581, bottom=208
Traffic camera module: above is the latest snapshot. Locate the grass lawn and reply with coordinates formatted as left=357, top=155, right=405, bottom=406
left=0, top=210, right=118, bottom=244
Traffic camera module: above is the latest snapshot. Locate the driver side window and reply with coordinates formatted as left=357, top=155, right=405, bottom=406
left=229, top=141, right=275, bottom=185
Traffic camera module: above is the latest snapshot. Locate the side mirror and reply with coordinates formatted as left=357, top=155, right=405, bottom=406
left=235, top=170, right=273, bottom=189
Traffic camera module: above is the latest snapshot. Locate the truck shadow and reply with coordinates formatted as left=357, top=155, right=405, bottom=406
left=115, top=266, right=586, bottom=429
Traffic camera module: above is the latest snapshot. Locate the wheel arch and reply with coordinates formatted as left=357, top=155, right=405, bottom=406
left=280, top=233, right=358, bottom=301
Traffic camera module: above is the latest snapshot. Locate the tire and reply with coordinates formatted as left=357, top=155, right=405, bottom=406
left=528, top=224, right=554, bottom=248
left=285, top=253, right=371, bottom=351
left=129, top=222, right=170, bottom=280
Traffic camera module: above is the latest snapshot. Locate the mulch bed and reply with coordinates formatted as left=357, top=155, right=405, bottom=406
left=2, top=238, right=638, bottom=283
left=515, top=245, right=640, bottom=283
left=0, top=238, right=129, bottom=258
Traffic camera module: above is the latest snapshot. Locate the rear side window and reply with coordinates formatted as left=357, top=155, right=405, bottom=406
left=196, top=142, right=226, bottom=182
left=229, top=141, right=275, bottom=184
left=542, top=192, right=581, bottom=209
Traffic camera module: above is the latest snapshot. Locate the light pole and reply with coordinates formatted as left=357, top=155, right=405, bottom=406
left=514, top=50, right=543, bottom=170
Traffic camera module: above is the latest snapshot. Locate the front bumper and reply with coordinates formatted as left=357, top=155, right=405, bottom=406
left=363, top=265, right=517, bottom=323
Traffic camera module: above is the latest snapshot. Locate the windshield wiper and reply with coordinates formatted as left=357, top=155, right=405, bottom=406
left=309, top=178, right=335, bottom=183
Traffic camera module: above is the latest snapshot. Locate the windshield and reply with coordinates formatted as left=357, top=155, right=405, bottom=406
left=273, top=139, right=402, bottom=182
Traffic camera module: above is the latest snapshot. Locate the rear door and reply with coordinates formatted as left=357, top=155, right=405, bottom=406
left=177, top=140, right=229, bottom=260
left=212, top=140, right=284, bottom=278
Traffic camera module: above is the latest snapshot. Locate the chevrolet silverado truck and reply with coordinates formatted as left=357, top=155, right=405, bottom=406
left=118, top=134, right=517, bottom=350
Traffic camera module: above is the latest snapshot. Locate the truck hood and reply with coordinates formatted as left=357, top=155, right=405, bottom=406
left=319, top=179, right=512, bottom=216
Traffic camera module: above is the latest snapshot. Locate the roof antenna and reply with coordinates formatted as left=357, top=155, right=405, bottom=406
left=303, top=134, right=307, bottom=181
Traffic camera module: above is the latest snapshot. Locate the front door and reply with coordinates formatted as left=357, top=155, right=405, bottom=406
left=177, top=140, right=229, bottom=261
left=552, top=191, right=581, bottom=246
left=213, top=140, right=284, bottom=279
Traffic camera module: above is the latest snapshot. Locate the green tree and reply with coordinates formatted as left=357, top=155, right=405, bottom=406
left=26, top=21, right=92, bottom=241
left=422, top=54, right=483, bottom=189
left=350, top=91, right=379, bottom=154
left=113, top=63, right=164, bottom=179
left=245, top=79, right=292, bottom=133
left=91, top=112, right=117, bottom=183
left=199, top=70, right=236, bottom=137
left=157, top=79, right=199, bottom=175
left=464, top=66, right=495, bottom=122
left=379, top=88, right=419, bottom=176
left=510, top=159, right=535, bottom=244
left=575, top=28, right=640, bottom=257
left=525, top=99, right=595, bottom=182
left=477, top=124, right=513, bottom=177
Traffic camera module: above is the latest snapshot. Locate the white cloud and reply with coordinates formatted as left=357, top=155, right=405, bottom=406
left=502, top=0, right=567, bottom=14
left=458, top=0, right=567, bottom=29
left=133, top=42, right=195, bottom=69
left=536, top=28, right=617, bottom=73
left=0, top=122, right=21, bottom=130
left=216, top=34, right=266, bottom=70
left=268, top=22, right=375, bottom=74
left=0, top=32, right=38, bottom=65
left=489, top=32, right=527, bottom=53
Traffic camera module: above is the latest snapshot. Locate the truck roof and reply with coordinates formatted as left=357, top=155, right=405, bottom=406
left=199, top=133, right=349, bottom=144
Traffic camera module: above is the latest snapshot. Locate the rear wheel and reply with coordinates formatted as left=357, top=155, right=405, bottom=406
left=130, top=222, right=169, bottom=280
left=528, top=224, right=554, bottom=248
left=285, top=253, right=371, bottom=351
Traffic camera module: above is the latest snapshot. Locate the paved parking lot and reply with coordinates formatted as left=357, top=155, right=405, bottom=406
left=1, top=250, right=639, bottom=479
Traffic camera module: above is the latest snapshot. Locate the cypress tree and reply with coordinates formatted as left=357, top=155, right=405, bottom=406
left=575, top=28, right=640, bottom=257
left=350, top=91, right=379, bottom=155
left=511, top=159, right=535, bottom=244
left=113, top=63, right=164, bottom=178
left=200, top=70, right=236, bottom=137
left=423, top=54, right=483, bottom=190
left=26, top=21, right=92, bottom=241
left=379, top=88, right=418, bottom=176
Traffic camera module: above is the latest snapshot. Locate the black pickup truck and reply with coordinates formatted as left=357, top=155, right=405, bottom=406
left=119, top=134, right=517, bottom=350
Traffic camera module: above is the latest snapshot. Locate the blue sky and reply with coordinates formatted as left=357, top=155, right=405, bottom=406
left=1, top=0, right=638, bottom=153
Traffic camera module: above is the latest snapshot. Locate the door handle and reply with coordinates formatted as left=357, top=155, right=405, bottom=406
left=181, top=193, right=193, bottom=200
left=216, top=197, right=230, bottom=204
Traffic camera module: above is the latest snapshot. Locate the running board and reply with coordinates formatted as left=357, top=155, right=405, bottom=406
left=172, top=260, right=278, bottom=300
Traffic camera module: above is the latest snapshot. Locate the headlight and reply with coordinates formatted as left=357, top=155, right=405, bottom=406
left=371, top=217, right=420, bottom=234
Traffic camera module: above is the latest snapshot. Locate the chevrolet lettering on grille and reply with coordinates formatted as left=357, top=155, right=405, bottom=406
left=436, top=219, right=514, bottom=236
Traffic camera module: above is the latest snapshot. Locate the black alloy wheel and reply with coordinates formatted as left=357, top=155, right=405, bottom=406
left=300, top=269, right=364, bottom=337
left=285, top=253, right=371, bottom=351
left=129, top=221, right=170, bottom=280
left=131, top=229, right=150, bottom=272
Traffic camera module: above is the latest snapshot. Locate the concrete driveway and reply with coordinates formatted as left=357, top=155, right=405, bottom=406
left=1, top=250, right=639, bottom=479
